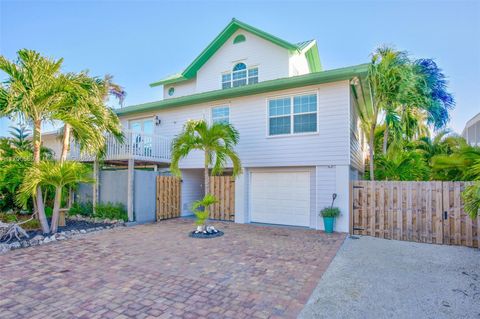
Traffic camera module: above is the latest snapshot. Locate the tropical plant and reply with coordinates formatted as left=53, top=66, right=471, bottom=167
left=0, top=127, right=53, bottom=212
left=170, top=120, right=241, bottom=230
left=319, top=207, right=341, bottom=218
left=371, top=149, right=430, bottom=181
left=93, top=202, right=127, bottom=221
left=0, top=50, right=69, bottom=232
left=463, top=182, right=480, bottom=218
left=170, top=120, right=241, bottom=195
left=361, top=46, right=412, bottom=180
left=191, top=194, right=218, bottom=228
left=0, top=50, right=124, bottom=233
left=17, top=161, right=93, bottom=233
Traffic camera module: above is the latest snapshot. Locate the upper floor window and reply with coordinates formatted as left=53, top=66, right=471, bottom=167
left=222, top=63, right=258, bottom=89
left=212, top=106, right=229, bottom=124
left=268, top=93, right=318, bottom=136
left=233, top=34, right=246, bottom=44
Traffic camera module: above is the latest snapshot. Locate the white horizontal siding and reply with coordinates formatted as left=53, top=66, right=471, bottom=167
left=163, top=79, right=197, bottom=99
left=349, top=89, right=365, bottom=171
left=196, top=29, right=290, bottom=93
left=315, top=166, right=337, bottom=229
left=120, top=81, right=352, bottom=169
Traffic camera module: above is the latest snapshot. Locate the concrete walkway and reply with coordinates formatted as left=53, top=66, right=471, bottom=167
left=300, top=236, right=480, bottom=319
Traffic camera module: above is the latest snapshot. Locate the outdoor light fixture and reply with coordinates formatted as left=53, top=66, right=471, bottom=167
left=155, top=115, right=161, bottom=126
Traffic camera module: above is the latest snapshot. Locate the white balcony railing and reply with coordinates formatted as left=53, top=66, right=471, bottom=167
left=69, top=130, right=171, bottom=162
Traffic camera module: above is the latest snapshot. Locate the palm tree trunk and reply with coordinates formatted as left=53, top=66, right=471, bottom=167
left=369, top=126, right=375, bottom=181
left=203, top=152, right=210, bottom=230
left=60, top=123, right=71, bottom=162
left=50, top=124, right=71, bottom=234
left=382, top=125, right=389, bottom=155
left=33, top=119, right=50, bottom=234
left=50, top=187, right=62, bottom=234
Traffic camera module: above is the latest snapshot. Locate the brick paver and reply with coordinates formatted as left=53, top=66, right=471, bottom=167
left=0, top=218, right=345, bottom=318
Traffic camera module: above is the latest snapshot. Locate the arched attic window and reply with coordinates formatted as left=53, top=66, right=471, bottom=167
left=221, top=63, right=258, bottom=89
left=232, top=63, right=247, bottom=87
left=233, top=34, right=246, bottom=44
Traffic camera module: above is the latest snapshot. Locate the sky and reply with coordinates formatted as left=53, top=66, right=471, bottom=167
left=0, top=0, right=479, bottom=136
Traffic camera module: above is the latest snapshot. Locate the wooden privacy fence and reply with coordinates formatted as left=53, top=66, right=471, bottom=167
left=156, top=176, right=181, bottom=220
left=209, top=176, right=235, bottom=221
left=352, top=181, right=479, bottom=248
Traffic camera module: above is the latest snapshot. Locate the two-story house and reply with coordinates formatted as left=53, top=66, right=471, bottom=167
left=46, top=18, right=371, bottom=232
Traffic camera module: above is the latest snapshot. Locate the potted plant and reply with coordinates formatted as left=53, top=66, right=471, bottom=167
left=319, top=193, right=341, bottom=233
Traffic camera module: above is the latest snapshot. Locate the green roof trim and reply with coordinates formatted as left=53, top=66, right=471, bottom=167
left=304, top=42, right=322, bottom=72
left=119, top=63, right=368, bottom=116
left=150, top=18, right=320, bottom=87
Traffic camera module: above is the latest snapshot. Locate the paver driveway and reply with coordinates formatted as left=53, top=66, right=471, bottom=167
left=0, top=218, right=344, bottom=319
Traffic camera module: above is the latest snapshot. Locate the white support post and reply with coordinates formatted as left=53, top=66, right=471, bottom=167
left=93, top=159, right=100, bottom=209
left=127, top=158, right=135, bottom=222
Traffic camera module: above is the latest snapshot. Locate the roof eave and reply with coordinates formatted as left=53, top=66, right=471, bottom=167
left=117, top=63, right=369, bottom=116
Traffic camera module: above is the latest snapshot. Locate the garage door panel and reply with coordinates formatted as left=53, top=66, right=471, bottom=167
left=250, top=171, right=310, bottom=227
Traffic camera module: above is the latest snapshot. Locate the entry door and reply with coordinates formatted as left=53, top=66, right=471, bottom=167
left=250, top=171, right=310, bottom=227
left=130, top=119, right=154, bottom=156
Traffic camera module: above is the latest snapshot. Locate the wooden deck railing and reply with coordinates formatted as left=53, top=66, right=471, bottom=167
left=68, top=130, right=171, bottom=162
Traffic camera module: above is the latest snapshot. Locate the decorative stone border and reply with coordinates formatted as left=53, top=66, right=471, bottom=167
left=0, top=216, right=126, bottom=255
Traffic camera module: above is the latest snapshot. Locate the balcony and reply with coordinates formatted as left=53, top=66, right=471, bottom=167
left=69, top=130, right=171, bottom=163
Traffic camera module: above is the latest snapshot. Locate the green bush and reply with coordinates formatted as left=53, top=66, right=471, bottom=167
left=0, top=213, right=18, bottom=223
left=45, top=207, right=53, bottom=218
left=69, top=202, right=93, bottom=217
left=94, top=202, right=127, bottom=221
left=320, top=207, right=341, bottom=218
left=21, top=219, right=40, bottom=230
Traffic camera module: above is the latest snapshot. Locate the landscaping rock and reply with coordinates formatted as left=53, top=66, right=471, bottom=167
left=9, top=242, right=21, bottom=250
left=0, top=243, right=10, bottom=254
left=80, top=229, right=86, bottom=234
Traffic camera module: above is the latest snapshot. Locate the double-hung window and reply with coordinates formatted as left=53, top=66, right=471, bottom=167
left=212, top=106, right=230, bottom=124
left=268, top=93, right=318, bottom=136
left=222, top=63, right=258, bottom=89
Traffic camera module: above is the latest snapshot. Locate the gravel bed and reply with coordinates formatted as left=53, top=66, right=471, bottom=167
left=0, top=216, right=125, bottom=254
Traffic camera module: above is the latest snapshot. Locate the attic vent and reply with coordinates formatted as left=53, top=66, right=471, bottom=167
left=233, top=34, right=246, bottom=44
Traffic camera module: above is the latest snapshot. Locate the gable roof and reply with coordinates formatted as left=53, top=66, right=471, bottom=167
left=118, top=63, right=369, bottom=116
left=150, top=18, right=321, bottom=87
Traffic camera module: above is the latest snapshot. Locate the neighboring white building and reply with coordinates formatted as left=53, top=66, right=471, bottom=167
left=49, top=19, right=371, bottom=232
left=462, top=112, right=480, bottom=146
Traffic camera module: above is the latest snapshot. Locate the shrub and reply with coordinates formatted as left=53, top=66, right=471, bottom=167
left=320, top=207, right=341, bottom=218
left=0, top=213, right=18, bottom=223
left=69, top=202, right=93, bottom=217
left=21, top=218, right=41, bottom=230
left=0, top=213, right=40, bottom=230
left=45, top=207, right=53, bottom=218
left=191, top=194, right=218, bottom=226
left=94, top=202, right=127, bottom=221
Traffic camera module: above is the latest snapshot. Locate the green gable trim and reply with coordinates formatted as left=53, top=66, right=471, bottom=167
left=119, top=63, right=368, bottom=116
left=305, top=42, right=322, bottom=72
left=150, top=18, right=304, bottom=87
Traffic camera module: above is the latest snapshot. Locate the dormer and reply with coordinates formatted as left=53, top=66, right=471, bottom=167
left=150, top=19, right=322, bottom=99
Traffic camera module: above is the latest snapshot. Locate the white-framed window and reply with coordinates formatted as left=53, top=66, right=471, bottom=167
left=221, top=63, right=258, bottom=89
left=268, top=93, right=318, bottom=136
left=211, top=106, right=230, bottom=124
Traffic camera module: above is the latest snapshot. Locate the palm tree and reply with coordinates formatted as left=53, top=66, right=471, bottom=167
left=17, top=161, right=93, bottom=233
left=170, top=120, right=241, bottom=226
left=0, top=50, right=71, bottom=233
left=362, top=46, right=412, bottom=180
left=0, top=50, right=124, bottom=233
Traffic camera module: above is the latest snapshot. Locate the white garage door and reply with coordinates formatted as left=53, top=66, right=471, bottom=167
left=250, top=171, right=310, bottom=227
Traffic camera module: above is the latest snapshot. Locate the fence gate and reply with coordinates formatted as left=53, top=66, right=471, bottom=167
left=156, top=176, right=181, bottom=220
left=209, top=176, right=235, bottom=221
left=352, top=181, right=479, bottom=248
